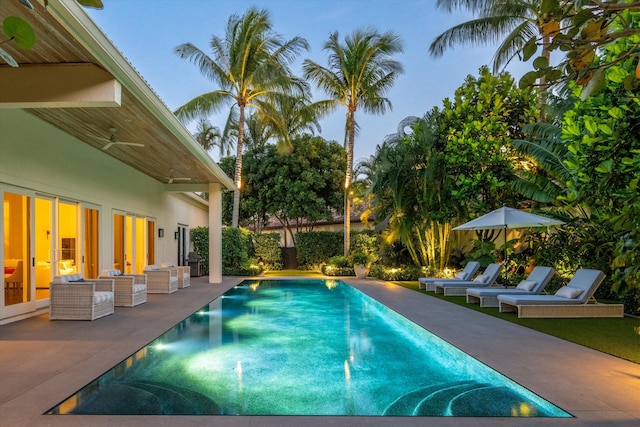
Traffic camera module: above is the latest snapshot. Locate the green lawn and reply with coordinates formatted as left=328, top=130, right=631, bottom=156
left=392, top=281, right=640, bottom=364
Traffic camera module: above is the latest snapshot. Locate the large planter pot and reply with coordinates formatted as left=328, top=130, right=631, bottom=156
left=354, top=264, right=370, bottom=279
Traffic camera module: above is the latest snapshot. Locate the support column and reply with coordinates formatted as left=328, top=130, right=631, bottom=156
left=208, top=183, right=222, bottom=284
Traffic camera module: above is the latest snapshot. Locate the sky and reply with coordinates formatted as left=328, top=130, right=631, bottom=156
left=85, top=0, right=531, bottom=163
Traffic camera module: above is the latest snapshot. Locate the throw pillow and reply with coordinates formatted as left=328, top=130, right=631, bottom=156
left=5, top=267, right=15, bottom=275
left=473, top=274, right=489, bottom=283
left=69, top=278, right=85, bottom=283
left=555, top=286, right=583, bottom=299
left=454, top=271, right=466, bottom=280
left=516, top=280, right=537, bottom=291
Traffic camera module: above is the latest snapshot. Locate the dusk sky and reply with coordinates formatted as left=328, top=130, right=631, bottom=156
left=86, top=0, right=532, bottom=163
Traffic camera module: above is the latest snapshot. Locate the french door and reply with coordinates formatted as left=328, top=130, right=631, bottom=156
left=113, top=213, right=147, bottom=273
left=3, top=190, right=98, bottom=319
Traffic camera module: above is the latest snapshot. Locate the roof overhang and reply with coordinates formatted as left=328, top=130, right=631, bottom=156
left=0, top=0, right=234, bottom=191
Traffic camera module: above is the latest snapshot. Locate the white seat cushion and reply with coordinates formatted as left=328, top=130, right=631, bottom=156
left=93, top=291, right=113, bottom=304
left=133, top=284, right=147, bottom=293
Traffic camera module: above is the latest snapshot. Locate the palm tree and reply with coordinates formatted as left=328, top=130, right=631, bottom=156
left=193, top=118, right=233, bottom=157
left=174, top=7, right=309, bottom=227
left=303, top=28, right=404, bottom=254
left=429, top=0, right=568, bottom=118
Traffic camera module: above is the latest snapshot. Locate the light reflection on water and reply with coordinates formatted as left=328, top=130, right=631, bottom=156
left=47, top=279, right=571, bottom=417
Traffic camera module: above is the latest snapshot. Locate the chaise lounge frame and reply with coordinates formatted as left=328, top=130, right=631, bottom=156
left=498, top=269, right=624, bottom=318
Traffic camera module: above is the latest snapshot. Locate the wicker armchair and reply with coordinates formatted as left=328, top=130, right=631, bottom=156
left=144, top=265, right=178, bottom=294
left=160, top=264, right=190, bottom=288
left=99, top=269, right=147, bottom=307
left=50, top=274, right=114, bottom=320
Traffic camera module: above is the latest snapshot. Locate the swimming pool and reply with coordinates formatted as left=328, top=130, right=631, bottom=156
left=47, top=279, right=570, bottom=417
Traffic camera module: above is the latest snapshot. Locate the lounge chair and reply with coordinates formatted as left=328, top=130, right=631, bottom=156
left=418, top=261, right=480, bottom=291
left=100, top=269, right=148, bottom=307
left=49, top=274, right=115, bottom=320
left=144, top=265, right=178, bottom=294
left=466, top=266, right=555, bottom=307
left=161, top=263, right=190, bottom=288
left=498, top=269, right=624, bottom=318
left=433, top=263, right=503, bottom=296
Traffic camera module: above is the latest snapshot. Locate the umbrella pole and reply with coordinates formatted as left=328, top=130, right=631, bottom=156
left=504, top=225, right=508, bottom=287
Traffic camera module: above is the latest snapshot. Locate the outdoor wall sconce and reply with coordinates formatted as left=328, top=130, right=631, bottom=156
left=158, top=228, right=164, bottom=238
left=175, top=231, right=179, bottom=240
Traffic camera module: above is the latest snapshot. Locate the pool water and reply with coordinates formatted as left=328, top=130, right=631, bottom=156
left=47, top=279, right=570, bottom=417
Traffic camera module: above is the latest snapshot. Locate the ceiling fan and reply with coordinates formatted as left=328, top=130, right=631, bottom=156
left=91, top=127, right=145, bottom=151
left=167, top=169, right=191, bottom=184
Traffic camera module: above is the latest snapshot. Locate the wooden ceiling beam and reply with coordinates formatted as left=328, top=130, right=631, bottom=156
left=0, top=63, right=121, bottom=109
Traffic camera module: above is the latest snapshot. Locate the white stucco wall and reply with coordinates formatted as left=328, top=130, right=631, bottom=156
left=1, top=108, right=208, bottom=273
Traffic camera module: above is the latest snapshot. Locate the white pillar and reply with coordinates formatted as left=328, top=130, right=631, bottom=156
left=208, top=182, right=222, bottom=283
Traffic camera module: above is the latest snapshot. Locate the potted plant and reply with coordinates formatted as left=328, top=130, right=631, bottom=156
left=349, top=251, right=375, bottom=279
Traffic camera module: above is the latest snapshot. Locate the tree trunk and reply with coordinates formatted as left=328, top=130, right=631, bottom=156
left=344, top=109, right=356, bottom=256
left=232, top=104, right=246, bottom=228
left=537, top=35, right=551, bottom=122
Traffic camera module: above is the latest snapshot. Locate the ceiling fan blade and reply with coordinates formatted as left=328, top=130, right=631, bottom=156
left=102, top=142, right=115, bottom=151
left=168, top=177, right=174, bottom=184
left=115, top=141, right=144, bottom=147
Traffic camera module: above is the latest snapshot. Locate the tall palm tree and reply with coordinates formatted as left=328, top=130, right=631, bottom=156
left=303, top=28, right=404, bottom=255
left=174, top=7, right=309, bottom=227
left=429, top=0, right=568, bottom=118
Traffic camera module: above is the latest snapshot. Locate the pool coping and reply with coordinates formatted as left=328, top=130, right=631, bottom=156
left=1, top=275, right=639, bottom=426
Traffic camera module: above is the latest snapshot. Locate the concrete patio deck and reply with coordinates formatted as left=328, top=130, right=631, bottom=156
left=1, top=275, right=639, bottom=426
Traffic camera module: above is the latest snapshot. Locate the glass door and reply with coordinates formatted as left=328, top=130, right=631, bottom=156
left=83, top=207, right=99, bottom=279
left=58, top=201, right=79, bottom=276
left=34, top=197, right=54, bottom=303
left=177, top=225, right=188, bottom=266
left=3, top=192, right=32, bottom=309
left=114, top=213, right=146, bottom=273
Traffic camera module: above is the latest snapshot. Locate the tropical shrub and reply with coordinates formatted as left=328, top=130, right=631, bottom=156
left=322, top=256, right=355, bottom=276
left=296, top=231, right=344, bottom=269
left=222, top=227, right=262, bottom=275
left=253, top=233, right=282, bottom=270
left=190, top=226, right=210, bottom=275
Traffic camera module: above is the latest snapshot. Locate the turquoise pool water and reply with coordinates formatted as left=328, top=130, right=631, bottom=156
left=47, top=279, right=570, bottom=417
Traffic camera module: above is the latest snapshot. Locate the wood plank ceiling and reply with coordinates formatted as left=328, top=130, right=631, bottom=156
left=0, top=1, right=230, bottom=187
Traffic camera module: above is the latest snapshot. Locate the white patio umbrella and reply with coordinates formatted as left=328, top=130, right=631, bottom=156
left=453, top=206, right=564, bottom=286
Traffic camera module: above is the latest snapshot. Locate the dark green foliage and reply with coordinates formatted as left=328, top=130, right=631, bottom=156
left=253, top=233, right=282, bottom=270
left=296, top=231, right=344, bottom=269
left=321, top=256, right=355, bottom=276
left=242, top=134, right=346, bottom=237
left=622, top=288, right=640, bottom=316
left=190, top=226, right=210, bottom=275
left=221, top=227, right=262, bottom=275
left=369, top=264, right=424, bottom=281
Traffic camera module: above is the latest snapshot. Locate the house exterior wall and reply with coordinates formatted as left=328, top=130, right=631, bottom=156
left=0, top=109, right=210, bottom=323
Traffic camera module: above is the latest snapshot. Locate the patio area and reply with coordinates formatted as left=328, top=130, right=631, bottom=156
left=1, top=275, right=639, bottom=426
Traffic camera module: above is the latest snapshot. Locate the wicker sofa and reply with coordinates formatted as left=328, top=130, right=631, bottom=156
left=99, top=269, right=147, bottom=307
left=144, top=265, right=178, bottom=294
left=50, top=274, right=114, bottom=320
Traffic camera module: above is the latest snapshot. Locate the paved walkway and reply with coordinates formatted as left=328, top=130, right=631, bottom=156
left=1, top=276, right=639, bottom=426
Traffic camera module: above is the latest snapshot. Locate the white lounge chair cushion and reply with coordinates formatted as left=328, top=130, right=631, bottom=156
left=454, top=271, right=467, bottom=279
left=474, top=274, right=489, bottom=283
left=93, top=291, right=114, bottom=304
left=101, top=269, right=123, bottom=276
left=133, top=284, right=147, bottom=293
left=555, top=286, right=583, bottom=299
left=516, top=280, right=537, bottom=291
